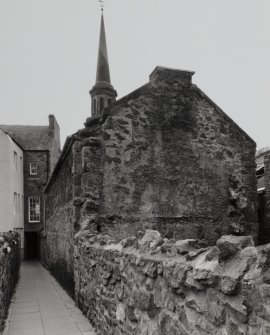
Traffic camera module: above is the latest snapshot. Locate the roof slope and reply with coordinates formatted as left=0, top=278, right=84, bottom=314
left=0, top=125, right=52, bottom=150
left=109, top=66, right=255, bottom=145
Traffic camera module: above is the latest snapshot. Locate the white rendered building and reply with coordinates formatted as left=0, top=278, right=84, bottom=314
left=0, top=129, right=24, bottom=254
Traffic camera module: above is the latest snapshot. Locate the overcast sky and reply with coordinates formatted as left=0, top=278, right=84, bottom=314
left=0, top=0, right=269, bottom=149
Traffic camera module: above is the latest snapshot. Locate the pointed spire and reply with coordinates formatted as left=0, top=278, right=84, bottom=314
left=89, top=12, right=117, bottom=118
left=96, top=13, right=111, bottom=84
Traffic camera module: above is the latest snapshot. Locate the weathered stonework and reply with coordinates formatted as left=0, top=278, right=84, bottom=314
left=41, top=139, right=82, bottom=295
left=261, top=153, right=270, bottom=244
left=74, top=229, right=270, bottom=335
left=0, top=231, right=21, bottom=331
left=43, top=67, right=258, bottom=301
left=93, top=67, right=257, bottom=244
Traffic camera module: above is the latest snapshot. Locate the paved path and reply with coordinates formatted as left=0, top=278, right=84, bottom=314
left=3, top=262, right=96, bottom=335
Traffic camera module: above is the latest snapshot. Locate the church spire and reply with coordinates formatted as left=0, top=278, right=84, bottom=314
left=96, top=13, right=111, bottom=84
left=90, top=11, right=117, bottom=117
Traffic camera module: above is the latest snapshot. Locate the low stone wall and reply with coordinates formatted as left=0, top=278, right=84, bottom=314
left=0, top=231, right=21, bottom=331
left=74, top=230, right=270, bottom=335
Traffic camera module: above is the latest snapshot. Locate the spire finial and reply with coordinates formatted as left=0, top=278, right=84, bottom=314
left=98, top=0, right=104, bottom=12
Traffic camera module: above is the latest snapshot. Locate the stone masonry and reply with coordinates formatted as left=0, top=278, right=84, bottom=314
left=74, top=229, right=270, bottom=335
left=42, top=66, right=258, bottom=298
left=260, top=152, right=270, bottom=244
left=0, top=231, right=21, bottom=331
left=41, top=138, right=82, bottom=295
left=85, top=66, right=258, bottom=244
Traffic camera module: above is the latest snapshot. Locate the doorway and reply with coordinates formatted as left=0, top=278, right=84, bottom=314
left=24, top=232, right=39, bottom=259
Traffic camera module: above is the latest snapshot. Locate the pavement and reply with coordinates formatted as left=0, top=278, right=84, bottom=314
left=3, top=261, right=96, bottom=335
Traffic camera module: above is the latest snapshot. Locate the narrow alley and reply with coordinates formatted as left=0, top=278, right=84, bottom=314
left=3, top=262, right=96, bottom=335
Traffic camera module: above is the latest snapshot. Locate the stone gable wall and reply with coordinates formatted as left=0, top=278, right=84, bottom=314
left=0, top=231, right=21, bottom=331
left=97, top=74, right=257, bottom=244
left=74, top=230, right=270, bottom=335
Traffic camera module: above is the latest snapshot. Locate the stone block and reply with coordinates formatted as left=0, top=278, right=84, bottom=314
left=216, top=235, right=254, bottom=259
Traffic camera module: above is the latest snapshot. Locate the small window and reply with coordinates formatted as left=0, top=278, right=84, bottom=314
left=30, top=163, right=38, bottom=175
left=14, top=151, right=17, bottom=171
left=29, top=197, right=40, bottom=222
left=93, top=99, right=97, bottom=115
left=18, top=194, right=20, bottom=213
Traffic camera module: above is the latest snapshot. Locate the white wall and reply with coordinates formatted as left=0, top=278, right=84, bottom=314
left=0, top=130, right=24, bottom=244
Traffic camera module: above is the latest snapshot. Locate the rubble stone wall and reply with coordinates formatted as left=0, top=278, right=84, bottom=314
left=98, top=70, right=257, bottom=244
left=74, top=230, right=270, bottom=335
left=261, top=153, right=270, bottom=244
left=0, top=231, right=21, bottom=331
left=41, top=140, right=82, bottom=295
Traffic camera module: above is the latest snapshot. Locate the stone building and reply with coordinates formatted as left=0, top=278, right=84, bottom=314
left=41, top=13, right=258, bottom=295
left=0, top=115, right=61, bottom=259
left=256, top=147, right=270, bottom=244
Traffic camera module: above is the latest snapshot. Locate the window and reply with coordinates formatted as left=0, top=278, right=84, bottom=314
left=14, top=151, right=17, bottom=171
left=30, top=163, right=38, bottom=175
left=13, top=193, right=17, bottom=215
left=29, top=197, right=40, bottom=222
left=93, top=99, right=97, bottom=115
left=20, top=157, right=23, bottom=173
left=100, top=97, right=104, bottom=110
left=18, top=194, right=20, bottom=213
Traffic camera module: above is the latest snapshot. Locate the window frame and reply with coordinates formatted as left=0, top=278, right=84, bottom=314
left=28, top=196, right=40, bottom=223
left=30, top=162, right=38, bottom=175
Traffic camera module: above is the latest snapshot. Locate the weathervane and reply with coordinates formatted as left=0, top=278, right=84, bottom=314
left=98, top=0, right=104, bottom=12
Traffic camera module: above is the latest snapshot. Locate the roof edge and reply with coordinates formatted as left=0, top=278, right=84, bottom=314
left=193, top=85, right=256, bottom=145
left=0, top=127, right=24, bottom=151
left=44, top=136, right=74, bottom=191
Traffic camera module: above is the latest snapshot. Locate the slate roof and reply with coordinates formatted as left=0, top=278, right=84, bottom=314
left=0, top=125, right=52, bottom=151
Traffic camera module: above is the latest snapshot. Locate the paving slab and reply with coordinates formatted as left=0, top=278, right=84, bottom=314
left=3, top=261, right=96, bottom=335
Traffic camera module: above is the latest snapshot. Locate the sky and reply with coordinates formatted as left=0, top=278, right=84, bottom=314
left=0, top=0, right=269, bottom=149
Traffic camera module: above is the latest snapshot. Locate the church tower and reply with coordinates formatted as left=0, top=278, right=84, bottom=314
left=90, top=12, right=117, bottom=117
